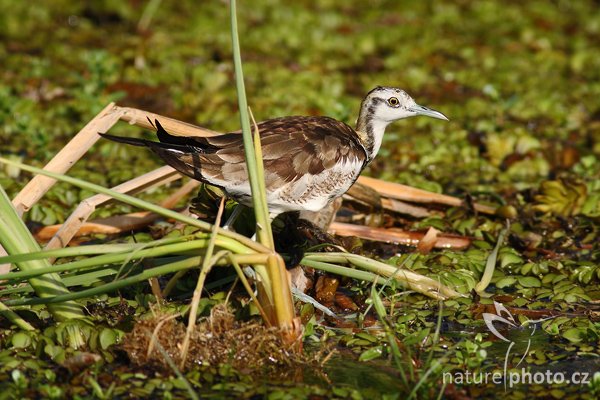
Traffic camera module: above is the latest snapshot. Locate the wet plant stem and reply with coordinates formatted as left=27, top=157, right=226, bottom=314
left=230, top=0, right=295, bottom=334
left=3, top=256, right=205, bottom=307
left=0, top=300, right=35, bottom=331
left=0, top=156, right=268, bottom=254
left=0, top=183, right=85, bottom=323
left=0, top=237, right=250, bottom=283
left=303, top=253, right=460, bottom=299
left=475, top=222, right=509, bottom=294
left=180, top=199, right=225, bottom=368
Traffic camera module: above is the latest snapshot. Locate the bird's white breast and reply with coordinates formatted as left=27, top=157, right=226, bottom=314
left=206, top=157, right=364, bottom=216
left=268, top=157, right=364, bottom=214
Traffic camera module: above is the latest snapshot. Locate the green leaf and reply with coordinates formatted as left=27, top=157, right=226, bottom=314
left=495, top=276, right=517, bottom=288
left=370, top=286, right=387, bottom=318
left=475, top=225, right=508, bottom=293
left=562, top=327, right=585, bottom=343
left=99, top=328, right=118, bottom=350
left=44, top=344, right=66, bottom=363
left=517, top=276, right=541, bottom=288
left=500, top=251, right=523, bottom=268
left=358, top=345, right=383, bottom=362
left=581, top=192, right=600, bottom=217
left=11, top=332, right=32, bottom=348
left=533, top=178, right=587, bottom=217
left=355, top=332, right=378, bottom=343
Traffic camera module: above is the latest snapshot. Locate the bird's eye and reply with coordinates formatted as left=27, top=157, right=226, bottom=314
left=388, top=97, right=399, bottom=106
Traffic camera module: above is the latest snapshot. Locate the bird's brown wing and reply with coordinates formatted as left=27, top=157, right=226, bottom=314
left=153, top=116, right=368, bottom=191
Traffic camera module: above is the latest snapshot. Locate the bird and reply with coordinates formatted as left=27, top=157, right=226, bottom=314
left=100, top=86, right=448, bottom=221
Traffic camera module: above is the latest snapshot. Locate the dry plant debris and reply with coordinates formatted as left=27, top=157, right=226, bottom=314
left=123, top=304, right=311, bottom=377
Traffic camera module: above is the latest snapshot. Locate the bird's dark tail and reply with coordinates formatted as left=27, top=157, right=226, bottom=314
left=99, top=133, right=151, bottom=147
left=99, top=118, right=192, bottom=152
left=144, top=117, right=192, bottom=146
left=154, top=119, right=191, bottom=146
left=99, top=130, right=203, bottom=179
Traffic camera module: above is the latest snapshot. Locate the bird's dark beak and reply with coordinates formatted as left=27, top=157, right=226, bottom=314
left=409, top=104, right=449, bottom=121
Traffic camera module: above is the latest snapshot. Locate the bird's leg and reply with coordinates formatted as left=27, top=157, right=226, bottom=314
left=222, top=204, right=243, bottom=230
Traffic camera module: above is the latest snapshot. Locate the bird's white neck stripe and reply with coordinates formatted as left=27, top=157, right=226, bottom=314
left=356, top=118, right=389, bottom=163
left=366, top=118, right=389, bottom=161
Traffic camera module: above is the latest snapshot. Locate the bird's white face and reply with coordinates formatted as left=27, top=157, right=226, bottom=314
left=355, top=86, right=448, bottom=162
left=364, top=86, right=448, bottom=123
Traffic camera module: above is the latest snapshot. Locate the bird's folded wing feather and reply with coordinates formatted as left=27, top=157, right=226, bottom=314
left=154, top=116, right=368, bottom=190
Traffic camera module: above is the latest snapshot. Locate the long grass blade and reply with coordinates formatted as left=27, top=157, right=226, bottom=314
left=3, top=256, right=205, bottom=307
left=229, top=0, right=272, bottom=247
left=229, top=0, right=295, bottom=334
left=0, top=300, right=36, bottom=331
left=475, top=222, right=509, bottom=294
left=180, top=198, right=226, bottom=368
left=0, top=183, right=84, bottom=321
left=0, top=156, right=268, bottom=255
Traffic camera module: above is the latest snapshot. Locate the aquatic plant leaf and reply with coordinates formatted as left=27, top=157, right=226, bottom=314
left=533, top=178, right=587, bottom=217
left=581, top=192, right=600, bottom=217
left=562, top=327, right=585, bottom=343
left=359, top=346, right=383, bottom=362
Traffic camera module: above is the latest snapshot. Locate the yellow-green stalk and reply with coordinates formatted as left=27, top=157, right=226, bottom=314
left=0, top=184, right=85, bottom=323
left=229, top=0, right=296, bottom=334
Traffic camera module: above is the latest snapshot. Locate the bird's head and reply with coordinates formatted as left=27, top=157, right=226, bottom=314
left=360, top=86, right=448, bottom=123
left=355, top=86, right=448, bottom=162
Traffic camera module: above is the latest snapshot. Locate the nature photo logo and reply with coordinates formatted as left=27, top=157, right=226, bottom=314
left=482, top=301, right=555, bottom=390
left=441, top=301, right=585, bottom=389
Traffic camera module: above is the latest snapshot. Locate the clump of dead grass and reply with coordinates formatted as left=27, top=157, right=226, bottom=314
left=122, top=304, right=315, bottom=377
